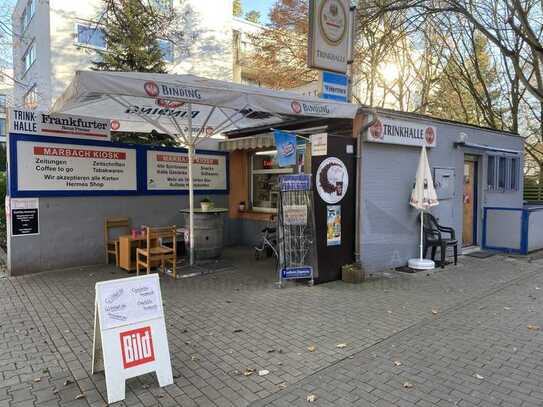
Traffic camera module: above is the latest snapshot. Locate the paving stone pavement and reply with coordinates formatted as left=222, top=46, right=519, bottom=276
left=0, top=248, right=542, bottom=407
left=251, top=258, right=543, bottom=407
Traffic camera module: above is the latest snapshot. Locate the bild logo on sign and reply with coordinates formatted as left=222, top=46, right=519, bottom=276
left=120, top=327, right=155, bottom=369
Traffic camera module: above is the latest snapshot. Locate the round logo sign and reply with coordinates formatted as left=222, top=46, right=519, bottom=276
left=319, top=0, right=347, bottom=46
left=369, top=119, right=384, bottom=140
left=110, top=120, right=120, bottom=131
left=144, top=81, right=160, bottom=97
left=291, top=101, right=302, bottom=114
left=425, top=127, right=436, bottom=145
left=316, top=157, right=348, bottom=204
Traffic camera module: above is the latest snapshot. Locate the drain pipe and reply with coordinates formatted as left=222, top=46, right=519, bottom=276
left=354, top=110, right=379, bottom=264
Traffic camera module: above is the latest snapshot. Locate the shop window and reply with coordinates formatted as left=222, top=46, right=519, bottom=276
left=509, top=158, right=519, bottom=191
left=487, top=156, right=496, bottom=190
left=75, top=23, right=107, bottom=50
left=0, top=118, right=5, bottom=137
left=498, top=157, right=506, bottom=190
left=20, top=0, right=35, bottom=32
left=22, top=42, right=36, bottom=73
left=250, top=147, right=305, bottom=212
left=489, top=155, right=520, bottom=192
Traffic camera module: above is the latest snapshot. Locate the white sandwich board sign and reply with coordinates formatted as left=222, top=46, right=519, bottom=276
left=92, top=274, right=173, bottom=404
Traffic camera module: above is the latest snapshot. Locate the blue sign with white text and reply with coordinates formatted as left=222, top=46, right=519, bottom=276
left=274, top=130, right=297, bottom=167
left=280, top=174, right=311, bottom=192
left=322, top=71, right=348, bottom=102
left=281, top=267, right=313, bottom=280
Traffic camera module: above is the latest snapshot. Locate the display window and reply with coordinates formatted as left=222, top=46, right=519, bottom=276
left=250, top=147, right=306, bottom=212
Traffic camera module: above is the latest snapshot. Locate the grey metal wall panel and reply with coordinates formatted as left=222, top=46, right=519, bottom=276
left=528, top=209, right=543, bottom=252
left=486, top=209, right=522, bottom=249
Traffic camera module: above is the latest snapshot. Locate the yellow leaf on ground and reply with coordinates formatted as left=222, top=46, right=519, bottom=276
left=306, top=394, right=317, bottom=402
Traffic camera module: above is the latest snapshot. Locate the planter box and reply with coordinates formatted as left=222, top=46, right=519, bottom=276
left=341, top=263, right=366, bottom=283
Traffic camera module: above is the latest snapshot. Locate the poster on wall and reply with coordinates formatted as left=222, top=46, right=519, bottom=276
left=315, top=157, right=348, bottom=204
left=146, top=150, right=227, bottom=192
left=311, top=133, right=328, bottom=156
left=15, top=139, right=137, bottom=193
left=10, top=108, right=112, bottom=141
left=326, top=205, right=341, bottom=246
left=11, top=198, right=39, bottom=236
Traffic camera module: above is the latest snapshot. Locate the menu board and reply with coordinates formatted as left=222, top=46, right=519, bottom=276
left=16, top=140, right=137, bottom=192
left=97, top=275, right=162, bottom=330
left=146, top=150, right=227, bottom=192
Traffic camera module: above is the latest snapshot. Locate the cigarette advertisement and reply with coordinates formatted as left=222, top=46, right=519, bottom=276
left=326, top=205, right=341, bottom=246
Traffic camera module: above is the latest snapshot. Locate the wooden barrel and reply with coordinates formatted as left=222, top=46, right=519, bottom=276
left=184, top=212, right=224, bottom=259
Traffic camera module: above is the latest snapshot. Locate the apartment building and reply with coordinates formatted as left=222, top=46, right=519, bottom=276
left=0, top=69, right=13, bottom=142
left=12, top=0, right=264, bottom=111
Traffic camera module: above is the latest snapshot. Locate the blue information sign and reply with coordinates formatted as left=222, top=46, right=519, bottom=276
left=280, top=174, right=311, bottom=192
left=281, top=267, right=313, bottom=280
left=321, top=71, right=348, bottom=102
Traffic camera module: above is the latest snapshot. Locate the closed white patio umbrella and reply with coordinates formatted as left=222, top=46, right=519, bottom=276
left=408, top=146, right=439, bottom=270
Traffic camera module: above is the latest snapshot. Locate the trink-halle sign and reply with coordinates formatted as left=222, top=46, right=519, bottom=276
left=308, top=0, right=353, bottom=73
left=366, top=117, right=437, bottom=148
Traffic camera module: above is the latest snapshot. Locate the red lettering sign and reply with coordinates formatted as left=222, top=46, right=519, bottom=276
left=33, top=146, right=126, bottom=160
left=119, top=326, right=155, bottom=369
left=156, top=154, right=218, bottom=165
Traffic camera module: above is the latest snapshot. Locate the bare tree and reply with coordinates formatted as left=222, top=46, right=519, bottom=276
left=361, top=0, right=543, bottom=103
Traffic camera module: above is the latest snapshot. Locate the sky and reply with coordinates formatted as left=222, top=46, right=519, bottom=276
left=241, top=0, right=276, bottom=23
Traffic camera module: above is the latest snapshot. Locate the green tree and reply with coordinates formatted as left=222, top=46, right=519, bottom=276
left=233, top=0, right=242, bottom=17
left=245, top=10, right=261, bottom=24
left=92, top=0, right=169, bottom=73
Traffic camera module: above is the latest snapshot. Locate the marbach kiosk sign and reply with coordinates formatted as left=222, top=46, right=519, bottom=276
left=92, top=274, right=173, bottom=404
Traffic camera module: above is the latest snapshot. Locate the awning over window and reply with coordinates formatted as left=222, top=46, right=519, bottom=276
left=454, top=141, right=522, bottom=155
left=219, top=134, right=275, bottom=151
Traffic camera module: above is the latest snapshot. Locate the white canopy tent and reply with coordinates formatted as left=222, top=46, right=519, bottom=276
left=52, top=70, right=358, bottom=265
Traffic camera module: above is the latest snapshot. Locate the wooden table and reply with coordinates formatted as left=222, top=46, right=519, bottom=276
left=118, top=234, right=147, bottom=272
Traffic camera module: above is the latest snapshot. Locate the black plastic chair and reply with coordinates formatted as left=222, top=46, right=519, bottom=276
left=422, top=213, right=458, bottom=268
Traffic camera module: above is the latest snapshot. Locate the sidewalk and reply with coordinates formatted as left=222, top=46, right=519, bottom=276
left=0, top=248, right=541, bottom=406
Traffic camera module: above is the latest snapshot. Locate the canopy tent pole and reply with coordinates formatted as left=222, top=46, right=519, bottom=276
left=187, top=103, right=195, bottom=266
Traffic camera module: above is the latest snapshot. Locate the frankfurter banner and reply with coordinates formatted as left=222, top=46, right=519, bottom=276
left=9, top=108, right=112, bottom=141
left=10, top=134, right=138, bottom=196
left=146, top=149, right=227, bottom=192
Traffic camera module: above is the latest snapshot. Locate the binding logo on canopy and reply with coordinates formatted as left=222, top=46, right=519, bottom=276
left=143, top=81, right=202, bottom=100
left=144, top=81, right=160, bottom=97
left=290, top=100, right=331, bottom=116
